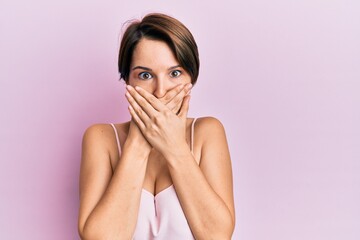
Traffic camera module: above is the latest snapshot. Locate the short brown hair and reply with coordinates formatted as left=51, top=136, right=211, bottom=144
left=118, top=13, right=200, bottom=85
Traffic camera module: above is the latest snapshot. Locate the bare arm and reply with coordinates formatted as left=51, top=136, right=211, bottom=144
left=165, top=117, right=235, bottom=239
left=78, top=122, right=150, bottom=240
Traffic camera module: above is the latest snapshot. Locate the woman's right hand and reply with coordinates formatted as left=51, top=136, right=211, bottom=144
left=124, top=83, right=192, bottom=154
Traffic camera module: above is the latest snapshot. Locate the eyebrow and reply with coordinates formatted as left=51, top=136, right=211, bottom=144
left=132, top=65, right=181, bottom=71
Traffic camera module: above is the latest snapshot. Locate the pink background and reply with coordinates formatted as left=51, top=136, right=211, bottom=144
left=1, top=0, right=359, bottom=239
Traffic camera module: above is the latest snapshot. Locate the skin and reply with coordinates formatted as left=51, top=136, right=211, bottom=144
left=78, top=38, right=235, bottom=239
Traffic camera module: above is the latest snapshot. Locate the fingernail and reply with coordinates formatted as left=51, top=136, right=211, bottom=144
left=126, top=85, right=132, bottom=91
left=135, top=86, right=141, bottom=91
left=186, top=83, right=193, bottom=90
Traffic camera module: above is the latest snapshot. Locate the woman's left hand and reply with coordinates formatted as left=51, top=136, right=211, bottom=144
left=125, top=85, right=191, bottom=158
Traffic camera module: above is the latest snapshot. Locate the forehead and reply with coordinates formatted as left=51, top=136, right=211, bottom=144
left=131, top=38, right=179, bottom=69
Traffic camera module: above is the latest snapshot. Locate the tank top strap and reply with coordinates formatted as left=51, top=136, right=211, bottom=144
left=110, top=123, right=121, bottom=155
left=191, top=118, right=197, bottom=153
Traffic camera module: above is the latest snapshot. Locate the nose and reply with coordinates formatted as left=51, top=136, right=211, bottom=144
left=153, top=77, right=171, bottom=98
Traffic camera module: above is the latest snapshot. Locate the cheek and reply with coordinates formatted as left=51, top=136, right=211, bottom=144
left=128, top=72, right=137, bottom=84
left=127, top=78, right=135, bottom=87
left=181, top=71, right=192, bottom=82
left=182, top=75, right=192, bottom=84
left=127, top=78, right=152, bottom=93
left=127, top=73, right=142, bottom=87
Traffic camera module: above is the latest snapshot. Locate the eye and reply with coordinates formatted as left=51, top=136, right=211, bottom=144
left=138, top=72, right=153, bottom=80
left=170, top=70, right=182, bottom=78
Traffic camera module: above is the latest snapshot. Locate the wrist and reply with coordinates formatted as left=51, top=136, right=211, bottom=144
left=163, top=142, right=192, bottom=165
left=123, top=137, right=151, bottom=159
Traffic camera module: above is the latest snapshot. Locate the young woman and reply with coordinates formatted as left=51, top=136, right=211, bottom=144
left=78, top=13, right=235, bottom=239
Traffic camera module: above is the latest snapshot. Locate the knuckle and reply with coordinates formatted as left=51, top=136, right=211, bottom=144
left=146, top=125, right=157, bottom=136
left=173, top=97, right=181, bottom=107
left=149, top=95, right=157, bottom=104
left=167, top=103, right=175, bottom=111
left=178, top=84, right=184, bottom=91
left=164, top=109, right=172, bottom=117
left=138, top=97, right=146, bottom=105
left=151, top=112, right=160, bottom=121
left=134, top=105, right=143, bottom=115
left=164, top=94, right=171, bottom=102
left=170, top=95, right=180, bottom=104
left=153, top=113, right=164, bottom=124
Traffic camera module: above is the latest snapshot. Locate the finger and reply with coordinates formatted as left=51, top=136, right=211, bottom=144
left=126, top=85, right=160, bottom=118
left=174, top=88, right=192, bottom=114
left=125, top=90, right=151, bottom=127
left=128, top=105, right=146, bottom=131
left=132, top=85, right=168, bottom=113
left=159, top=84, right=184, bottom=105
left=167, top=83, right=192, bottom=112
left=178, top=94, right=191, bottom=119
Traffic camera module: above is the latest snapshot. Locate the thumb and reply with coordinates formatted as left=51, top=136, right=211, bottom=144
left=178, top=95, right=191, bottom=119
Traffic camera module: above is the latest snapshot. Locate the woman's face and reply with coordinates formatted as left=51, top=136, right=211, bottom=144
left=128, top=38, right=191, bottom=98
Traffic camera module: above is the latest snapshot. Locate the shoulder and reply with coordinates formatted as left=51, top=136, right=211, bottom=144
left=82, top=123, right=113, bottom=141
left=195, top=116, right=225, bottom=126
left=193, top=116, right=229, bottom=158
left=82, top=121, right=130, bottom=149
left=194, top=116, right=227, bottom=140
left=82, top=123, right=121, bottom=153
left=194, top=116, right=230, bottom=163
left=83, top=122, right=130, bottom=139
